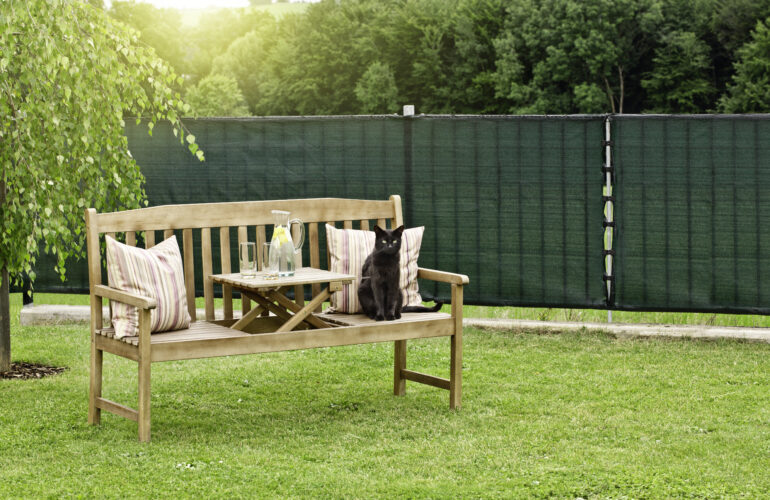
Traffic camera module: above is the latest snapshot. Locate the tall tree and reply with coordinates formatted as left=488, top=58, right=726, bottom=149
left=0, top=0, right=201, bottom=372
left=447, top=0, right=509, bottom=113
left=271, top=0, right=379, bottom=114
left=493, top=0, right=662, bottom=114
left=184, top=8, right=264, bottom=84
left=185, top=74, right=250, bottom=116
left=720, top=17, right=770, bottom=112
left=109, top=1, right=188, bottom=77
left=210, top=13, right=278, bottom=113
left=354, top=61, right=399, bottom=113
left=641, top=30, right=716, bottom=112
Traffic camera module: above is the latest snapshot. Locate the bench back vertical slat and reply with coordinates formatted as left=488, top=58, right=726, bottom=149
left=325, top=221, right=335, bottom=271
left=309, top=223, right=321, bottom=308
left=126, top=231, right=136, bottom=247
left=377, top=219, right=387, bottom=230
left=201, top=227, right=214, bottom=321
left=219, top=226, right=233, bottom=320
left=182, top=228, right=196, bottom=322
left=145, top=230, right=155, bottom=249
left=256, top=225, right=267, bottom=270
left=107, top=232, right=116, bottom=241
left=85, top=209, right=103, bottom=333
left=343, top=220, right=353, bottom=230
left=163, top=229, right=173, bottom=240
left=237, top=226, right=250, bottom=315
left=391, top=195, right=404, bottom=227
left=256, top=225, right=269, bottom=317
left=292, top=223, right=305, bottom=306
left=360, top=220, right=369, bottom=231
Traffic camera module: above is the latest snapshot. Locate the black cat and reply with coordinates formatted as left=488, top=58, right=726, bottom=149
left=358, top=225, right=442, bottom=321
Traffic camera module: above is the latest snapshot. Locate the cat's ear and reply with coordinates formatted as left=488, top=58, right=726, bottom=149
left=373, top=225, right=384, bottom=236
left=394, top=225, right=405, bottom=237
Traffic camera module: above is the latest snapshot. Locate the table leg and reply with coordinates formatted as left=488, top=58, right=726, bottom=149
left=243, top=291, right=295, bottom=323
left=276, top=288, right=330, bottom=333
left=230, top=302, right=267, bottom=331
left=266, top=290, right=333, bottom=329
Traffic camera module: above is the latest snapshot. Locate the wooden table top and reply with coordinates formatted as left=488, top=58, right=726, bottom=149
left=210, top=267, right=355, bottom=290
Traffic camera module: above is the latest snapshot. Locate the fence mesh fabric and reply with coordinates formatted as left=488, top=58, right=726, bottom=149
left=411, top=116, right=606, bottom=307
left=28, top=115, right=606, bottom=308
left=614, top=115, right=770, bottom=313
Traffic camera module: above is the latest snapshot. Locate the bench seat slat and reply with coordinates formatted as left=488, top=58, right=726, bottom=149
left=97, top=321, right=250, bottom=346
left=316, top=312, right=451, bottom=327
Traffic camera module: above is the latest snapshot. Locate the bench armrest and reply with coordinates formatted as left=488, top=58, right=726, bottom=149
left=93, top=285, right=157, bottom=310
left=417, top=268, right=469, bottom=286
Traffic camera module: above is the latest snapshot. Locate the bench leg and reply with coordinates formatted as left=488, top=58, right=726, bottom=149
left=394, top=340, right=406, bottom=396
left=450, top=284, right=463, bottom=410
left=88, top=333, right=102, bottom=425
left=450, top=332, right=462, bottom=409
left=138, top=308, right=151, bottom=442
left=138, top=359, right=151, bottom=442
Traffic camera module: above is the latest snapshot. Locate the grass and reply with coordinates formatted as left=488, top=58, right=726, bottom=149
left=4, top=292, right=770, bottom=498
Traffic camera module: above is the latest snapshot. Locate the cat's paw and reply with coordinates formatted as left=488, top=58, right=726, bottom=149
left=385, top=313, right=395, bottom=321
left=394, top=312, right=401, bottom=319
left=375, top=314, right=385, bottom=321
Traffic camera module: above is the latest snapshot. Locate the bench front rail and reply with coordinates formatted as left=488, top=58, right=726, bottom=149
left=85, top=196, right=467, bottom=442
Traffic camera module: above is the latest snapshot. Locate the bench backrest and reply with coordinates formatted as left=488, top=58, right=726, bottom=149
left=85, top=196, right=403, bottom=323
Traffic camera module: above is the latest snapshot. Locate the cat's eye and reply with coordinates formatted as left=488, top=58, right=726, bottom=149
left=381, top=239, right=387, bottom=244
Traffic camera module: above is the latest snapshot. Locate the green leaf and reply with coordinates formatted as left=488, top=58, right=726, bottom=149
left=186, top=134, right=196, bottom=144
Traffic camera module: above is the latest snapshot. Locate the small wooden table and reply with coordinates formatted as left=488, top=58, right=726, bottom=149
left=210, top=267, right=355, bottom=333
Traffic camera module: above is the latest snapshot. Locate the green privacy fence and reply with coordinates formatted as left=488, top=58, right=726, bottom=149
left=26, top=114, right=770, bottom=314
left=410, top=116, right=605, bottom=307
left=613, top=115, right=770, bottom=314
left=28, top=115, right=606, bottom=308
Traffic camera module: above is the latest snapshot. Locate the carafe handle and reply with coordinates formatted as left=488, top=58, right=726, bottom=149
left=289, top=218, right=305, bottom=253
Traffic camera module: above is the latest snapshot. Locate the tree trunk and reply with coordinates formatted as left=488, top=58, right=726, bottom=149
left=0, top=172, right=8, bottom=372
left=0, top=265, right=10, bottom=372
left=603, top=76, right=616, bottom=114
left=618, top=65, right=625, bottom=114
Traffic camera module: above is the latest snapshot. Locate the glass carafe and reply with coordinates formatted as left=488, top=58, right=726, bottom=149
left=269, top=210, right=305, bottom=277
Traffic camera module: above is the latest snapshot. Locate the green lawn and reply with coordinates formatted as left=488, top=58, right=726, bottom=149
left=3, top=292, right=770, bottom=497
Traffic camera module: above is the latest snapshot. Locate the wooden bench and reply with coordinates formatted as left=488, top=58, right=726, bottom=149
left=85, top=195, right=468, bottom=441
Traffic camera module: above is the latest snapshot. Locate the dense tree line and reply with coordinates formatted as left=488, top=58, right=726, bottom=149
left=108, top=0, right=770, bottom=115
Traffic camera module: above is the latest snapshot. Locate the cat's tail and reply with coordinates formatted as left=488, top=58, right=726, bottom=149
left=402, top=302, right=443, bottom=313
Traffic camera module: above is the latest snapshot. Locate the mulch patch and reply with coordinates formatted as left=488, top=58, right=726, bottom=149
left=0, top=362, right=67, bottom=380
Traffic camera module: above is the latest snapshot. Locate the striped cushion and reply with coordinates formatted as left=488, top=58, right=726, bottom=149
left=106, top=235, right=191, bottom=339
left=326, top=224, right=424, bottom=314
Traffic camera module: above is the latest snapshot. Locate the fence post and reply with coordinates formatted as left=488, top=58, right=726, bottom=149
left=603, top=115, right=615, bottom=322
left=403, top=105, right=415, bottom=229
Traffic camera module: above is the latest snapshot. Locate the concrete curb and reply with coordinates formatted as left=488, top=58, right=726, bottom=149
left=465, top=318, right=770, bottom=343
left=19, top=305, right=770, bottom=343
left=19, top=304, right=241, bottom=326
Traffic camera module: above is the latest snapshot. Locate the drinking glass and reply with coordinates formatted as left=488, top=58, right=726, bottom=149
left=239, top=242, right=257, bottom=278
left=262, top=242, right=279, bottom=280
